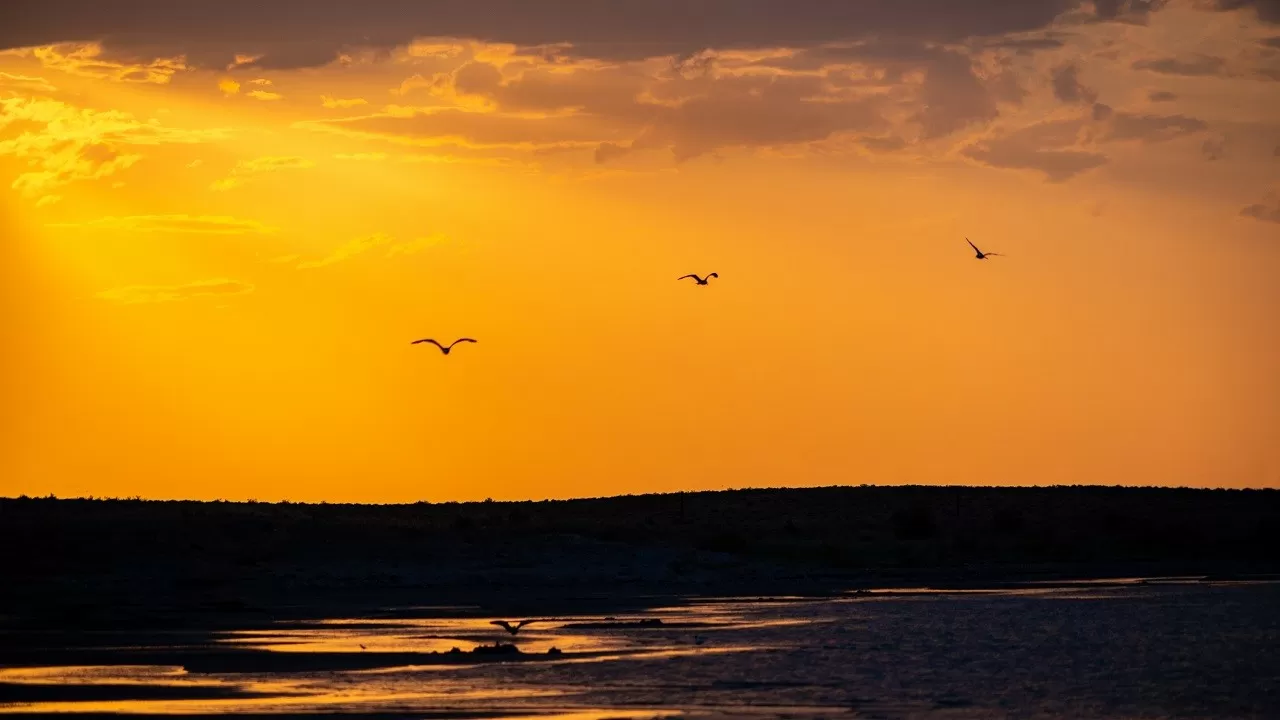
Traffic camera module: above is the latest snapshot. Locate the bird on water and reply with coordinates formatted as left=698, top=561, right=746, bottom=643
left=491, top=619, right=539, bottom=635
left=678, top=273, right=718, bottom=285
left=411, top=338, right=477, bottom=355
left=965, top=238, right=1003, bottom=260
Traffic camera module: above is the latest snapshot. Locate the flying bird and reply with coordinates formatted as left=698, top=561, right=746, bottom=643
left=678, top=273, right=719, bottom=285
left=965, top=238, right=1003, bottom=260
left=411, top=338, right=477, bottom=354
left=490, top=620, right=539, bottom=636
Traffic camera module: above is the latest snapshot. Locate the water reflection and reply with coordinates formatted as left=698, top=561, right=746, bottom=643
left=2, top=580, right=1275, bottom=718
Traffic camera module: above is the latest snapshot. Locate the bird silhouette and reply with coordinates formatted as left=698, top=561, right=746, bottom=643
left=966, top=238, right=1003, bottom=260
left=411, top=338, right=477, bottom=354
left=678, top=273, right=718, bottom=285
left=490, top=619, right=539, bottom=635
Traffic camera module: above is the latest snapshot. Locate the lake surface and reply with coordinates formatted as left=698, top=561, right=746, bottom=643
left=2, top=579, right=1277, bottom=718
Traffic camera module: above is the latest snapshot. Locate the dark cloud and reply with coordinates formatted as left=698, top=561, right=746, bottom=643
left=1104, top=112, right=1208, bottom=141
left=1132, top=54, right=1228, bottom=76
left=858, top=135, right=909, bottom=152
left=1263, top=37, right=1280, bottom=47
left=1092, top=102, right=1115, bottom=120
left=962, top=117, right=1108, bottom=181
left=1051, top=63, right=1097, bottom=103
left=915, top=51, right=1000, bottom=138
left=1201, top=136, right=1226, bottom=159
left=452, top=61, right=505, bottom=96
left=757, top=40, right=1021, bottom=132
left=630, top=78, right=887, bottom=160
left=349, top=42, right=1007, bottom=160
left=1147, top=90, right=1178, bottom=102
left=1208, top=0, right=1280, bottom=23
left=963, top=143, right=1107, bottom=181
left=1092, top=0, right=1170, bottom=20
left=0, top=0, right=1083, bottom=68
left=979, top=35, right=1068, bottom=52
left=594, top=142, right=632, bottom=164
left=1240, top=199, right=1280, bottom=223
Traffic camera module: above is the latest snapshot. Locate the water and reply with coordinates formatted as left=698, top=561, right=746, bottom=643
left=2, top=579, right=1277, bottom=718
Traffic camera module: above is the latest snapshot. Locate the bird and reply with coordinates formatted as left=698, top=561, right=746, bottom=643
left=359, top=644, right=367, bottom=651
left=678, top=273, right=718, bottom=285
left=490, top=619, right=539, bottom=636
left=965, top=238, right=1003, bottom=260
left=411, top=338, right=477, bottom=355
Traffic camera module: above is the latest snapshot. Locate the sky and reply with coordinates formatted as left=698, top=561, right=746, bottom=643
left=1, top=0, right=1278, bottom=502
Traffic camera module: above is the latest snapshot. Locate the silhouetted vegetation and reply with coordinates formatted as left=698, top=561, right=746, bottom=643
left=2, top=486, right=1276, bottom=629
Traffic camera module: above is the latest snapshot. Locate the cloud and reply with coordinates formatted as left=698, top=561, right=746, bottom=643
left=301, top=107, right=615, bottom=151
left=0, top=1, right=1086, bottom=70
left=1102, top=112, right=1208, bottom=142
left=1202, top=136, right=1226, bottom=160
left=858, top=135, right=909, bottom=152
left=962, top=118, right=1108, bottom=181
left=307, top=42, right=1010, bottom=161
left=1147, top=90, right=1178, bottom=102
left=34, top=194, right=62, bottom=208
left=50, top=214, right=276, bottom=234
left=1051, top=63, right=1097, bottom=103
left=218, top=78, right=240, bottom=95
left=0, top=96, right=227, bottom=200
left=247, top=89, right=282, bottom=101
left=594, top=142, right=632, bottom=164
left=1240, top=191, right=1280, bottom=223
left=963, top=143, right=1107, bottom=181
left=297, top=232, right=448, bottom=267
left=0, top=71, right=57, bottom=92
left=249, top=78, right=273, bottom=86
left=321, top=95, right=368, bottom=108
left=210, top=155, right=314, bottom=191
left=1132, top=54, right=1228, bottom=77
left=958, top=105, right=1205, bottom=181
left=237, top=156, right=314, bottom=172
left=384, top=233, right=449, bottom=257
left=97, top=278, right=254, bottom=304
left=1091, top=0, right=1170, bottom=22
left=186, top=158, right=204, bottom=168
left=9, top=42, right=186, bottom=84
left=297, top=232, right=395, bottom=268
left=1207, top=0, right=1280, bottom=24
left=333, top=152, right=388, bottom=160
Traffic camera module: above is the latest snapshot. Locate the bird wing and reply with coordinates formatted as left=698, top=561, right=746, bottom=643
left=490, top=620, right=512, bottom=630
left=412, top=339, right=444, bottom=349
left=677, top=274, right=698, bottom=281
left=516, top=619, right=539, bottom=629
left=449, top=338, right=478, bottom=348
left=707, top=272, right=718, bottom=278
left=965, top=238, right=981, bottom=252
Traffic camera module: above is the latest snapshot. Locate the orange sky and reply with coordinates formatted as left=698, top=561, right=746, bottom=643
left=2, top=1, right=1278, bottom=501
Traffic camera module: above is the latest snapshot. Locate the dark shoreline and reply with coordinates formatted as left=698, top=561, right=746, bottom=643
left=3, top=485, right=1276, bottom=635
